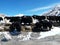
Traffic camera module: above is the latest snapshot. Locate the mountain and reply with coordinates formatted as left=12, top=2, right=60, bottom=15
left=42, top=5, right=60, bottom=16
left=0, top=14, right=5, bottom=17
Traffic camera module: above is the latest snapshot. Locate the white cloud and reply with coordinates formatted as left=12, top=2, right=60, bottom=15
left=15, top=14, right=24, bottom=17
left=13, top=3, right=60, bottom=16
left=28, top=6, right=52, bottom=12
left=27, top=3, right=60, bottom=12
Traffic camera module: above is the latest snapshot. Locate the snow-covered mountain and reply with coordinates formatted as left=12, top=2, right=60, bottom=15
left=42, top=5, right=60, bottom=16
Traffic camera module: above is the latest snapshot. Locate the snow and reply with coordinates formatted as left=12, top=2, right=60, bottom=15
left=0, top=32, right=12, bottom=41
left=17, top=27, right=60, bottom=41
left=22, top=32, right=32, bottom=41
left=17, top=34, right=26, bottom=39
left=17, top=32, right=32, bottom=41
left=2, top=32, right=12, bottom=41
left=37, top=27, right=60, bottom=39
left=42, top=4, right=60, bottom=16
left=0, top=32, right=3, bottom=35
left=0, top=27, right=60, bottom=41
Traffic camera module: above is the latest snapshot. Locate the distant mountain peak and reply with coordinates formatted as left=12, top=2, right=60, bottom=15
left=53, top=5, right=60, bottom=10
left=42, top=5, right=60, bottom=16
left=55, top=5, right=60, bottom=8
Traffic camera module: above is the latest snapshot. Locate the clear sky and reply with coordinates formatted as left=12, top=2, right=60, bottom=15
left=0, top=0, right=60, bottom=16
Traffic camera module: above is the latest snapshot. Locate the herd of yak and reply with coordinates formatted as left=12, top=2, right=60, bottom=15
left=0, top=15, right=60, bottom=32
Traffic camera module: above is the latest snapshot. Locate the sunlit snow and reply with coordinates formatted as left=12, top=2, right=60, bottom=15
left=37, top=27, right=60, bottom=39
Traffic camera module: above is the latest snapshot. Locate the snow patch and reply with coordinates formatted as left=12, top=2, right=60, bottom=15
left=0, top=32, right=2, bottom=35
left=22, top=32, right=32, bottom=41
left=17, top=32, right=32, bottom=41
left=2, top=32, right=12, bottom=40
left=17, top=34, right=26, bottom=39
left=37, top=27, right=60, bottom=39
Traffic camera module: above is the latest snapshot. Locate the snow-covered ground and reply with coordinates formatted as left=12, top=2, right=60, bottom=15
left=0, top=27, right=60, bottom=41
left=17, top=27, right=60, bottom=41
left=37, top=27, right=60, bottom=39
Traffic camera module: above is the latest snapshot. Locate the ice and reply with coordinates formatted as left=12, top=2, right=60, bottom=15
left=37, top=27, right=60, bottom=39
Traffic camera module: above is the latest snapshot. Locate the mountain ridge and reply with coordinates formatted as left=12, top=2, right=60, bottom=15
left=42, top=5, right=60, bottom=16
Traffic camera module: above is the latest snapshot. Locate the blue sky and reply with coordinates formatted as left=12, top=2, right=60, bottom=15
left=0, top=0, right=60, bottom=16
